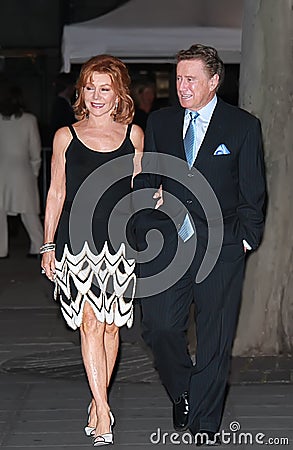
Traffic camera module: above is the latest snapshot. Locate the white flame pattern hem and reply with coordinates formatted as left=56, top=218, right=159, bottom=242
left=53, top=241, right=136, bottom=330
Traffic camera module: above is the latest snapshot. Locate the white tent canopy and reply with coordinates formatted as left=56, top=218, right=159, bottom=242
left=62, top=0, right=243, bottom=72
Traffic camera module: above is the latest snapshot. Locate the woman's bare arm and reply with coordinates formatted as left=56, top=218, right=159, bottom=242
left=41, top=127, right=71, bottom=280
left=130, top=124, right=144, bottom=186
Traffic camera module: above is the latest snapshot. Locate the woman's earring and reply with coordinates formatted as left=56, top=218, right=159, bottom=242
left=113, top=101, right=118, bottom=121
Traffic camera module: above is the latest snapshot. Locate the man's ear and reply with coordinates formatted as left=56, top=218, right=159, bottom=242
left=210, top=74, right=220, bottom=91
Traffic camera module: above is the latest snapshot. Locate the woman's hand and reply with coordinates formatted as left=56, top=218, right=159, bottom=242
left=41, top=251, right=56, bottom=281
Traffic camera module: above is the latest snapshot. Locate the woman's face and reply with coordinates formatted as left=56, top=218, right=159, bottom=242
left=83, top=71, right=117, bottom=118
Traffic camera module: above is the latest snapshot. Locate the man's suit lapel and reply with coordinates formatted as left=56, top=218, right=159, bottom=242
left=168, top=108, right=186, bottom=160
left=195, top=99, right=226, bottom=163
left=166, top=101, right=227, bottom=164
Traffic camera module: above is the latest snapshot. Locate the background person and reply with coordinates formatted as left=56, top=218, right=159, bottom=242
left=0, top=84, right=43, bottom=258
left=41, top=54, right=143, bottom=446
left=134, top=44, right=266, bottom=446
left=49, top=72, right=76, bottom=141
left=131, top=75, right=156, bottom=131
left=40, top=73, right=77, bottom=209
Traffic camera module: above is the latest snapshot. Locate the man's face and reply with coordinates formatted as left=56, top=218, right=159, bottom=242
left=176, top=59, right=219, bottom=111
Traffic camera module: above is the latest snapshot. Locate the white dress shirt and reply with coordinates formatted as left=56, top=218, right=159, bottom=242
left=183, top=95, right=217, bottom=161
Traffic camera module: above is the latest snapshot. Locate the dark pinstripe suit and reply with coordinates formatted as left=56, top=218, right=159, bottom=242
left=133, top=97, right=266, bottom=433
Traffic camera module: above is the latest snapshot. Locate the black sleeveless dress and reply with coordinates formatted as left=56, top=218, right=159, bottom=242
left=54, top=124, right=136, bottom=330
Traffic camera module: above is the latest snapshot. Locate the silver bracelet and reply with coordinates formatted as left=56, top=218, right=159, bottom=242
left=40, top=243, right=56, bottom=254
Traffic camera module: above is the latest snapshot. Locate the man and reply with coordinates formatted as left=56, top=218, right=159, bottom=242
left=50, top=72, right=76, bottom=141
left=131, top=75, right=156, bottom=131
left=134, top=44, right=266, bottom=446
left=46, top=73, right=76, bottom=200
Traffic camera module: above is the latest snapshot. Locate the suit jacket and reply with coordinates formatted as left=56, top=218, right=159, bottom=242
left=133, top=97, right=266, bottom=265
left=0, top=112, right=42, bottom=214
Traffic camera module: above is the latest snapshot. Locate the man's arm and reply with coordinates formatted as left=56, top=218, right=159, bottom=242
left=133, top=112, right=162, bottom=193
left=237, top=118, right=266, bottom=250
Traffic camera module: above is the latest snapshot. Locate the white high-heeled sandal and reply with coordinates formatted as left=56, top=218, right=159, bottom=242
left=92, top=411, right=115, bottom=446
left=93, top=432, right=113, bottom=446
left=85, top=402, right=114, bottom=437
left=84, top=402, right=95, bottom=437
left=93, top=411, right=115, bottom=447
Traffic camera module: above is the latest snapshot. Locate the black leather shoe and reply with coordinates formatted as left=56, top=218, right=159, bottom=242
left=195, top=430, right=221, bottom=446
left=172, top=391, right=189, bottom=431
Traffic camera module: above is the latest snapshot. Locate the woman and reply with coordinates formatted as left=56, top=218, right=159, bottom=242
left=0, top=84, right=43, bottom=258
left=41, top=55, right=143, bottom=446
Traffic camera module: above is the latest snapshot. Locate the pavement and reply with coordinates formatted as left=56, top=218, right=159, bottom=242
left=0, top=218, right=292, bottom=449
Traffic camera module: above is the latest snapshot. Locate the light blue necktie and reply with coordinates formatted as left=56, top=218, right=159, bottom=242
left=184, top=111, right=199, bottom=168
left=178, top=111, right=199, bottom=242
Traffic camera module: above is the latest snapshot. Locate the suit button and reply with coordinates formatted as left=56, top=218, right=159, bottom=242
left=187, top=173, right=194, bottom=177
left=186, top=200, right=193, bottom=204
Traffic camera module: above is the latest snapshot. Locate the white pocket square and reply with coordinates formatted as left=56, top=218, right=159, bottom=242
left=214, top=144, right=230, bottom=155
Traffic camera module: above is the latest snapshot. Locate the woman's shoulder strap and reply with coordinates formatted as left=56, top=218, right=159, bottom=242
left=68, top=124, right=77, bottom=139
left=126, top=123, right=133, bottom=138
